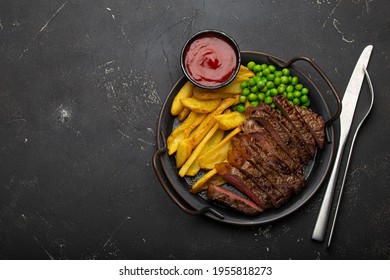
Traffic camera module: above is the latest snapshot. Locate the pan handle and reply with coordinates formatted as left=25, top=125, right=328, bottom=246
left=268, top=56, right=342, bottom=128
left=152, top=145, right=224, bottom=220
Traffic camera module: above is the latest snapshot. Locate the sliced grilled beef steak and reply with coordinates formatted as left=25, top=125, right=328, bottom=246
left=227, top=148, right=286, bottom=208
left=295, top=106, right=326, bottom=149
left=215, top=162, right=272, bottom=209
left=273, top=95, right=317, bottom=156
left=199, top=96, right=326, bottom=215
left=207, top=185, right=263, bottom=215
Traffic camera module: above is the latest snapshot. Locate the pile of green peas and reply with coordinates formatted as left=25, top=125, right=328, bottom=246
left=232, top=61, right=311, bottom=113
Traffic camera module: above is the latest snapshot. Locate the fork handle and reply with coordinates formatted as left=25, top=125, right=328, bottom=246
left=312, top=140, right=346, bottom=241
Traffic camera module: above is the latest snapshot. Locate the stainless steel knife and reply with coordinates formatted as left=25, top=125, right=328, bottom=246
left=312, top=45, right=373, bottom=242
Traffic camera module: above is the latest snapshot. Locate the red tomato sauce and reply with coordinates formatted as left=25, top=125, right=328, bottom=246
left=184, top=36, right=238, bottom=87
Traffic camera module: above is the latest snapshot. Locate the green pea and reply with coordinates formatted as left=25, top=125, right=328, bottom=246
left=261, top=63, right=268, bottom=70
left=293, top=91, right=301, bottom=98
left=258, top=93, right=266, bottom=101
left=301, top=87, right=309, bottom=95
left=266, top=81, right=275, bottom=89
left=250, top=86, right=259, bottom=93
left=267, top=73, right=275, bottom=81
left=270, top=88, right=278, bottom=96
left=242, top=88, right=250, bottom=96
left=257, top=80, right=266, bottom=90
left=280, top=76, right=289, bottom=84
left=248, top=77, right=256, bottom=86
left=264, top=96, right=273, bottom=105
left=268, top=65, right=276, bottom=73
left=247, top=61, right=256, bottom=70
left=270, top=102, right=276, bottom=109
left=287, top=92, right=294, bottom=100
left=274, top=77, right=281, bottom=86
left=291, top=76, right=299, bottom=85
left=260, top=86, right=268, bottom=93
left=293, top=98, right=300, bottom=105
left=253, top=76, right=261, bottom=84
left=282, top=68, right=290, bottom=76
left=236, top=103, right=246, bottom=113
left=262, top=68, right=271, bottom=76
left=239, top=95, right=247, bottom=103
left=286, top=85, right=294, bottom=93
left=261, top=77, right=268, bottom=83
left=253, top=64, right=262, bottom=73
left=277, top=84, right=286, bottom=94
left=300, top=95, right=308, bottom=103
left=302, top=100, right=310, bottom=107
left=240, top=81, right=249, bottom=89
left=295, top=83, right=303, bottom=91
left=250, top=101, right=259, bottom=107
left=275, top=70, right=283, bottom=78
left=256, top=71, right=263, bottom=77
left=248, top=93, right=258, bottom=102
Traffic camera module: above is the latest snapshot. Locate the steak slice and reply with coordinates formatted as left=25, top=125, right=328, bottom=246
left=295, top=106, right=326, bottom=149
left=207, top=185, right=263, bottom=215
left=273, top=96, right=317, bottom=156
left=227, top=149, right=285, bottom=208
left=241, top=119, right=302, bottom=171
left=246, top=105, right=302, bottom=163
left=263, top=105, right=312, bottom=163
left=233, top=136, right=296, bottom=199
left=215, top=162, right=272, bottom=209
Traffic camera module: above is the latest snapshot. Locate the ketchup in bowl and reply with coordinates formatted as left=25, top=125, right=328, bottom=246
left=181, top=30, right=241, bottom=89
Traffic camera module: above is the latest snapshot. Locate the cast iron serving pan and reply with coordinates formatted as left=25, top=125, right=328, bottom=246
left=153, top=51, right=341, bottom=225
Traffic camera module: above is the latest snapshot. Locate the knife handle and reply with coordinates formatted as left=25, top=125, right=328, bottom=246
left=312, top=141, right=346, bottom=241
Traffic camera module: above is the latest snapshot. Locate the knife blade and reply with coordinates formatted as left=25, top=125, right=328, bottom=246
left=312, top=45, right=373, bottom=242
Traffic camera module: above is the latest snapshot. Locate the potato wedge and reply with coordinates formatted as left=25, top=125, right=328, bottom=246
left=214, top=111, right=246, bottom=130
left=189, top=168, right=218, bottom=193
left=190, top=96, right=239, bottom=148
left=171, top=81, right=194, bottom=116
left=193, top=87, right=237, bottom=100
left=198, top=126, right=241, bottom=170
left=176, top=138, right=192, bottom=168
left=178, top=123, right=219, bottom=177
left=167, top=111, right=206, bottom=155
left=185, top=129, right=225, bottom=176
left=180, top=97, right=221, bottom=114
left=177, top=106, right=191, bottom=121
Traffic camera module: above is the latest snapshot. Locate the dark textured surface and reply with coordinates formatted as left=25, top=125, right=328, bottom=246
left=0, top=0, right=389, bottom=260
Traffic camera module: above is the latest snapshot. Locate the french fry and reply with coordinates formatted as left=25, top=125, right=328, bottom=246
left=167, top=111, right=206, bottom=155
left=178, top=123, right=219, bottom=177
left=181, top=97, right=221, bottom=114
left=189, top=168, right=218, bottom=193
left=186, top=129, right=225, bottom=176
left=171, top=81, right=194, bottom=116
left=214, top=111, right=246, bottom=130
left=198, top=126, right=241, bottom=170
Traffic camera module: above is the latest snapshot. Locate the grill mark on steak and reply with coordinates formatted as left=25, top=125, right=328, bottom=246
left=273, top=95, right=317, bottom=156
left=207, top=185, right=263, bottom=215
left=295, top=106, right=326, bottom=149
